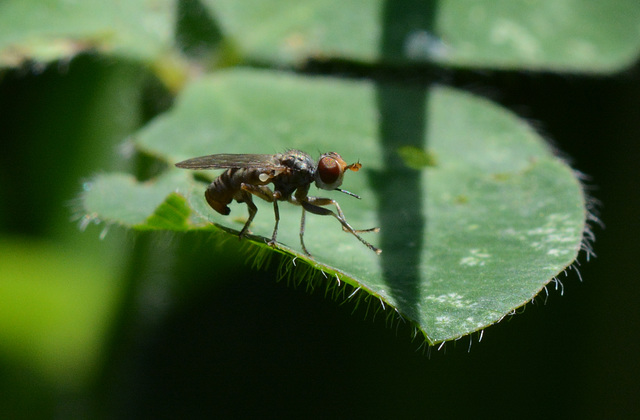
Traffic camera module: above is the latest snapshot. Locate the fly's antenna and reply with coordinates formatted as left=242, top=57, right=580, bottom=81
left=335, top=188, right=361, bottom=199
left=345, top=161, right=362, bottom=172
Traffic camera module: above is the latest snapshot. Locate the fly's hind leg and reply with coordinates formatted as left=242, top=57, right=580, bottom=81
left=236, top=190, right=257, bottom=239
left=240, top=183, right=282, bottom=246
left=300, top=198, right=381, bottom=255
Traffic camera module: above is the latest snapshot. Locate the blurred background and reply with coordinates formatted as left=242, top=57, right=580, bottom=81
left=1, top=2, right=639, bottom=419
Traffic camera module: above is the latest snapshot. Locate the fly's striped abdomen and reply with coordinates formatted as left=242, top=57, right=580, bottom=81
left=205, top=167, right=271, bottom=215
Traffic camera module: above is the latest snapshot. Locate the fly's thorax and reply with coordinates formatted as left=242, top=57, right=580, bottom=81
left=270, top=150, right=315, bottom=198
left=278, top=150, right=315, bottom=173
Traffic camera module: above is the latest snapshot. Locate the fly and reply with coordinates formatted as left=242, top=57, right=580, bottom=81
left=175, top=149, right=381, bottom=256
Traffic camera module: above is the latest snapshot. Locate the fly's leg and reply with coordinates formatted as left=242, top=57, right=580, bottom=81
left=306, top=197, right=380, bottom=234
left=237, top=191, right=257, bottom=239
left=300, top=198, right=381, bottom=255
left=270, top=199, right=280, bottom=246
left=299, top=209, right=312, bottom=256
left=241, top=183, right=281, bottom=246
left=306, top=197, right=379, bottom=234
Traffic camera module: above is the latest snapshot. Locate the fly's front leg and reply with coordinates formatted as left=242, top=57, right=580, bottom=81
left=300, top=198, right=381, bottom=255
left=306, top=197, right=380, bottom=234
left=241, top=183, right=281, bottom=246
left=289, top=196, right=315, bottom=256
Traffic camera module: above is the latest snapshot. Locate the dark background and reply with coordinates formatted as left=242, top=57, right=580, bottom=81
left=1, top=52, right=638, bottom=419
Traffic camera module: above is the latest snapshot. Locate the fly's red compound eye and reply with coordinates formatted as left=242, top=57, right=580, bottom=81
left=318, top=156, right=341, bottom=185
left=315, top=152, right=352, bottom=190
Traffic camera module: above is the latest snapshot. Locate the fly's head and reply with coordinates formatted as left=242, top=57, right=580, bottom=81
left=314, top=152, right=362, bottom=198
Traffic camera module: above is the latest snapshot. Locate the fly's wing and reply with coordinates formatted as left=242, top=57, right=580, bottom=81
left=175, top=154, right=282, bottom=170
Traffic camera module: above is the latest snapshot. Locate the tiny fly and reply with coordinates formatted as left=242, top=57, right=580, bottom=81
left=175, top=149, right=381, bottom=256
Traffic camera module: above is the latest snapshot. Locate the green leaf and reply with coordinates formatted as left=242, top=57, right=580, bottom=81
left=0, top=0, right=174, bottom=67
left=205, top=0, right=640, bottom=72
left=82, top=69, right=587, bottom=343
left=82, top=171, right=210, bottom=230
left=4, top=1, right=637, bottom=73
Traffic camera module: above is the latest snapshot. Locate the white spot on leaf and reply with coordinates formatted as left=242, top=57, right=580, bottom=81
left=460, top=249, right=492, bottom=266
left=426, top=293, right=477, bottom=309
left=404, top=30, right=449, bottom=60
